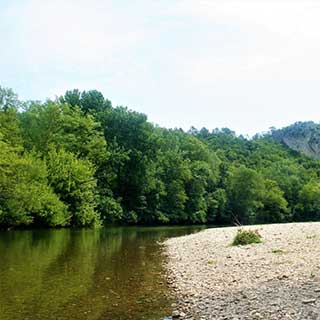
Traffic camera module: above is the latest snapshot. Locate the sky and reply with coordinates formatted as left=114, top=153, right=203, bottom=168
left=1, top=0, right=320, bottom=136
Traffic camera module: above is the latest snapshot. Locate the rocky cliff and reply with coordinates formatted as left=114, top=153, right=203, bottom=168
left=272, top=121, right=320, bottom=160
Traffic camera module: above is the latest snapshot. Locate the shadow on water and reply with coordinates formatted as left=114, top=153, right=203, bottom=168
left=0, top=226, right=205, bottom=320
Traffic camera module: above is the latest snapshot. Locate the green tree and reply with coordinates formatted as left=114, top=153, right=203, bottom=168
left=61, top=89, right=112, bottom=114
left=0, top=86, right=23, bottom=111
left=226, top=165, right=264, bottom=224
left=46, top=148, right=100, bottom=227
left=0, top=138, right=68, bottom=227
left=20, top=101, right=107, bottom=163
left=207, top=188, right=228, bottom=224
left=61, top=89, right=81, bottom=108
left=0, top=106, right=23, bottom=148
left=257, top=179, right=288, bottom=223
left=2, top=86, right=320, bottom=228
left=296, top=181, right=320, bottom=221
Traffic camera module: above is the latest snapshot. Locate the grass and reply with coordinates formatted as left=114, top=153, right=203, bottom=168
left=232, top=229, right=262, bottom=246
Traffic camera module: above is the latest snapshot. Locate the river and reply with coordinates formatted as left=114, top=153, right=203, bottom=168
left=0, top=226, right=204, bottom=320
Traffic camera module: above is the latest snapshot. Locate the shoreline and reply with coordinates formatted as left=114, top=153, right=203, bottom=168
left=164, top=222, right=320, bottom=320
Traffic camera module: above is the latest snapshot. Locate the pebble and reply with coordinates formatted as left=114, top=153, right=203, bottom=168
left=165, top=222, right=320, bottom=319
left=302, top=299, right=316, bottom=304
left=172, top=310, right=180, bottom=318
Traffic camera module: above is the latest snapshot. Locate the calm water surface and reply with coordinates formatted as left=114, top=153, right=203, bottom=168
left=0, top=226, right=204, bottom=320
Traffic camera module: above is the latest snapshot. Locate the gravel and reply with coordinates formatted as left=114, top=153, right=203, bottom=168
left=164, top=222, right=320, bottom=320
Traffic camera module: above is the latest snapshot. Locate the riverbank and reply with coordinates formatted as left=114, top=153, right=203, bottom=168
left=164, top=222, right=320, bottom=320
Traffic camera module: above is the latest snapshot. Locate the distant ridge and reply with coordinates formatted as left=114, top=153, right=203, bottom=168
left=271, top=121, right=320, bottom=160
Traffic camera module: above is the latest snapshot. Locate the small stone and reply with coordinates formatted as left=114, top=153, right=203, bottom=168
left=172, top=310, right=180, bottom=318
left=302, top=299, right=316, bottom=304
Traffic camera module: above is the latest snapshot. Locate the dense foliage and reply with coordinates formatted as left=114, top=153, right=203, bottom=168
left=1, top=86, right=320, bottom=228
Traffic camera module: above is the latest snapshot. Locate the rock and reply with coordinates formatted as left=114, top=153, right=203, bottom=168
left=164, top=222, right=320, bottom=320
left=272, top=122, right=320, bottom=160
left=302, top=299, right=316, bottom=304
left=172, top=310, right=180, bottom=318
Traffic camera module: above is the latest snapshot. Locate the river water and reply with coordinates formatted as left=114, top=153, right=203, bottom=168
left=0, top=226, right=204, bottom=320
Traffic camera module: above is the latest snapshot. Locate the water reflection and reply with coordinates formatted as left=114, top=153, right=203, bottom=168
left=0, top=226, right=204, bottom=320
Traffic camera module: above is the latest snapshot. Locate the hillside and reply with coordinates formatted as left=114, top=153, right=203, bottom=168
left=272, top=122, right=320, bottom=160
left=1, top=86, right=320, bottom=228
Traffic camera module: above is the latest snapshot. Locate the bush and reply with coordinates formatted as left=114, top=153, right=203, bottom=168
left=232, top=229, right=262, bottom=246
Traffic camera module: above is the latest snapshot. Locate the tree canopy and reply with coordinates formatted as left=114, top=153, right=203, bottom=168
left=1, top=85, right=320, bottom=228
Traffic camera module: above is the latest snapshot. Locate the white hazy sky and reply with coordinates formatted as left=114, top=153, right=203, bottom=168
left=1, top=0, right=320, bottom=135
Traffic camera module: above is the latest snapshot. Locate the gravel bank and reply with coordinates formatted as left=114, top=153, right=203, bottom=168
left=164, top=223, right=320, bottom=320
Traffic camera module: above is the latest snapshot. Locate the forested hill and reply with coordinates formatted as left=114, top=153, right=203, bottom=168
left=1, top=86, right=320, bottom=229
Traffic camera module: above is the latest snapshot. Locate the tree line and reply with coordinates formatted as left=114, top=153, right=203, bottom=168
left=1, top=86, right=320, bottom=228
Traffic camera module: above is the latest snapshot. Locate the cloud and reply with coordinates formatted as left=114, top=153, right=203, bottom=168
left=164, top=0, right=320, bottom=84
left=6, top=0, right=146, bottom=69
left=1, top=0, right=320, bottom=135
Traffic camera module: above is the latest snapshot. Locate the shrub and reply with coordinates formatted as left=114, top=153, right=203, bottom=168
left=232, top=229, right=262, bottom=246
